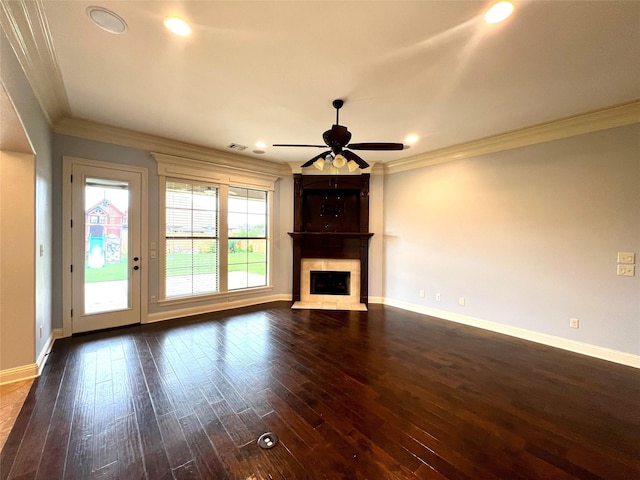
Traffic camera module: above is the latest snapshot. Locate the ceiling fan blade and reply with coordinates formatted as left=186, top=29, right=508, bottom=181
left=301, top=150, right=331, bottom=168
left=273, top=144, right=326, bottom=148
left=347, top=142, right=405, bottom=151
left=342, top=150, right=369, bottom=169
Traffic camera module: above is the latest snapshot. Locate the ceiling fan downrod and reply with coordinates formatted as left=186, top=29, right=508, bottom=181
left=333, top=99, right=344, bottom=125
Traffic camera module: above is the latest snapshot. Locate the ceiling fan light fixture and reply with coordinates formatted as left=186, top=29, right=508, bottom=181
left=347, top=160, right=359, bottom=172
left=313, top=157, right=325, bottom=170
left=333, top=154, right=346, bottom=168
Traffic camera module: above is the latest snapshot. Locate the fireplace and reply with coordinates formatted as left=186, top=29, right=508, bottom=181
left=290, top=174, right=372, bottom=311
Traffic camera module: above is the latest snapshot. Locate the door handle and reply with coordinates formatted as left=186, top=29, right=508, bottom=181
left=133, top=265, right=140, bottom=270
left=133, top=257, right=139, bottom=262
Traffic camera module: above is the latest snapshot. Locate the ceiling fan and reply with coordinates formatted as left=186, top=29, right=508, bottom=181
left=273, top=99, right=405, bottom=171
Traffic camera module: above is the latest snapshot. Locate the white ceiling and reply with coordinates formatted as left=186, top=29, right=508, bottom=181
left=21, top=1, right=640, bottom=165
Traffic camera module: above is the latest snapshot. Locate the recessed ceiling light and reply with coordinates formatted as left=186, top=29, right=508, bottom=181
left=87, top=6, right=127, bottom=34
left=404, top=134, right=419, bottom=145
left=255, top=141, right=267, bottom=149
left=164, top=16, right=192, bottom=36
left=484, top=1, right=514, bottom=24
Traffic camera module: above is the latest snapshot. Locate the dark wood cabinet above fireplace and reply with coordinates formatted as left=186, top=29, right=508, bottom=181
left=293, top=174, right=370, bottom=233
left=289, top=174, right=373, bottom=306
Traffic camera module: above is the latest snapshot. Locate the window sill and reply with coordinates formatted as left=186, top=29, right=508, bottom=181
left=157, top=285, right=274, bottom=307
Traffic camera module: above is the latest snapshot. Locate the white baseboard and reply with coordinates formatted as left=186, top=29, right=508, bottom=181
left=146, top=293, right=292, bottom=323
left=0, top=328, right=63, bottom=385
left=36, top=328, right=62, bottom=375
left=383, top=298, right=640, bottom=369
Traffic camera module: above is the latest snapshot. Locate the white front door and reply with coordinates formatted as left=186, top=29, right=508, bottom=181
left=71, top=164, right=142, bottom=333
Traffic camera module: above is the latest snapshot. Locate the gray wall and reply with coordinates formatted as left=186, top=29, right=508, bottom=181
left=1, top=29, right=53, bottom=368
left=383, top=124, right=640, bottom=355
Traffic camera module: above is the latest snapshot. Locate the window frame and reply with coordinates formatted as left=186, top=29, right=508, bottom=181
left=154, top=153, right=277, bottom=304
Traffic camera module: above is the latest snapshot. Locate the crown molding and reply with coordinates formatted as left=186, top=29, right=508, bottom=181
left=0, top=0, right=70, bottom=124
left=384, top=100, right=640, bottom=175
left=54, top=116, right=290, bottom=177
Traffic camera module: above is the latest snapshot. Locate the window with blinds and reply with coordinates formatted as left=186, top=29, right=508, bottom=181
left=165, top=180, right=219, bottom=298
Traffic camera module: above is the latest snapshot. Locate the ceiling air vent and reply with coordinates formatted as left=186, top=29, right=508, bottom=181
left=227, top=143, right=248, bottom=151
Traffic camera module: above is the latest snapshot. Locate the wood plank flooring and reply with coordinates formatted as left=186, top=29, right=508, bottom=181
left=1, top=302, right=639, bottom=479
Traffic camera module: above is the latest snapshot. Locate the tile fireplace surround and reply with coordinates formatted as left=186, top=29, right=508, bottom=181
left=292, top=258, right=366, bottom=311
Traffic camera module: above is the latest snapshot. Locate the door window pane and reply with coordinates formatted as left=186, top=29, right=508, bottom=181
left=84, top=178, right=129, bottom=314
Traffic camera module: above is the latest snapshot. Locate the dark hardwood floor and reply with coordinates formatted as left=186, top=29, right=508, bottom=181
left=2, top=302, right=639, bottom=479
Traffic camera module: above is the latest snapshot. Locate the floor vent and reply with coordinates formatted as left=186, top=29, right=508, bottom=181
left=257, top=432, right=278, bottom=449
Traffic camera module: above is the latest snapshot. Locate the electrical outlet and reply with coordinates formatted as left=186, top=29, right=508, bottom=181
left=617, top=264, right=635, bottom=277
left=39, top=325, right=43, bottom=338
left=419, top=289, right=425, bottom=298
left=150, top=295, right=157, bottom=303
left=617, top=252, right=635, bottom=264
left=435, top=293, right=441, bottom=301
left=570, top=318, right=579, bottom=329
left=458, top=297, right=465, bottom=306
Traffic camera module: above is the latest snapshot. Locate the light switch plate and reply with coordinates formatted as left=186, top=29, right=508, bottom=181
left=617, top=252, right=635, bottom=264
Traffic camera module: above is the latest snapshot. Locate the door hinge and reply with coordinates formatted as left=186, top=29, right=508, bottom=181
left=70, top=264, right=73, bottom=273
left=70, top=309, right=73, bottom=317
left=70, top=219, right=73, bottom=228
left=70, top=174, right=73, bottom=183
